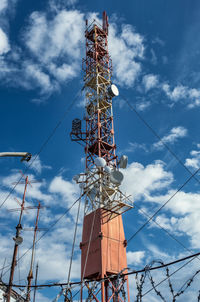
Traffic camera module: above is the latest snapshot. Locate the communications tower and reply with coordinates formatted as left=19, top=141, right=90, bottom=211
left=71, top=11, right=133, bottom=301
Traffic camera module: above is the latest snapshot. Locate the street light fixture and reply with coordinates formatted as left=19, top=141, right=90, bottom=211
left=0, top=152, right=32, bottom=162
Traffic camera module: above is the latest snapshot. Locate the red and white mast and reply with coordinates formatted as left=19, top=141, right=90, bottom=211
left=71, top=11, right=133, bottom=301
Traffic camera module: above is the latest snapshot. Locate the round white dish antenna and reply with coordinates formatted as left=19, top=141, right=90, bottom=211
left=104, top=166, right=111, bottom=174
left=110, top=170, right=124, bottom=185
left=107, top=84, right=119, bottom=98
left=119, top=155, right=128, bottom=169
left=94, top=157, right=106, bottom=168
left=14, top=236, right=23, bottom=245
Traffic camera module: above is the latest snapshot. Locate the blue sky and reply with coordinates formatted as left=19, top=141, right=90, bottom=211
left=1, top=0, right=200, bottom=301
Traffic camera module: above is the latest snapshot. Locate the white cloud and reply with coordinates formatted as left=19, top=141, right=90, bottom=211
left=0, top=28, right=10, bottom=55
left=152, top=37, right=165, bottom=47
left=0, top=0, right=8, bottom=13
left=142, top=74, right=158, bottom=92
left=33, top=292, right=51, bottom=302
left=24, top=62, right=56, bottom=94
left=147, top=243, right=169, bottom=259
left=121, top=161, right=173, bottom=200
left=162, top=83, right=200, bottom=108
left=109, top=24, right=144, bottom=87
left=153, top=126, right=187, bottom=150
left=146, top=190, right=200, bottom=217
left=145, top=189, right=200, bottom=248
left=0, top=7, right=145, bottom=97
left=9, top=9, right=85, bottom=95
left=123, top=142, right=147, bottom=153
left=185, top=148, right=200, bottom=169
left=49, top=176, right=80, bottom=218
left=49, top=176, right=78, bottom=200
left=49, top=0, right=78, bottom=12
left=1, top=172, right=53, bottom=205
left=162, top=84, right=187, bottom=101
left=25, top=10, right=84, bottom=63
left=127, top=250, right=145, bottom=265
left=25, top=155, right=52, bottom=174
left=136, top=100, right=151, bottom=111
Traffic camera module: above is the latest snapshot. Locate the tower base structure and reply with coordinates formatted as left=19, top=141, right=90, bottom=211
left=80, top=209, right=130, bottom=301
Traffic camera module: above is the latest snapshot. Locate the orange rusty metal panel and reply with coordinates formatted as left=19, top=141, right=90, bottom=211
left=81, top=208, right=127, bottom=279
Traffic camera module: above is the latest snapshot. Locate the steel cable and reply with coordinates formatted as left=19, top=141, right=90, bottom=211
left=127, top=165, right=200, bottom=243
left=121, top=94, right=200, bottom=186
left=9, top=251, right=200, bottom=288
left=0, top=89, right=81, bottom=210
left=1, top=195, right=82, bottom=278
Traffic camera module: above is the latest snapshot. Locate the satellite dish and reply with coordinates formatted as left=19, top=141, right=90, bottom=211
left=94, top=157, right=106, bottom=168
left=119, top=155, right=128, bottom=169
left=104, top=166, right=111, bottom=174
left=110, top=170, right=124, bottom=185
left=107, top=84, right=119, bottom=98
left=14, top=236, right=23, bottom=245
left=73, top=175, right=80, bottom=182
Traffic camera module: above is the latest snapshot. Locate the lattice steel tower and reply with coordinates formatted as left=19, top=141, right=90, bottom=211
left=71, top=11, right=133, bottom=301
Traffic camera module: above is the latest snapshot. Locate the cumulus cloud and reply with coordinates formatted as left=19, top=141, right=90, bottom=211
left=22, top=9, right=84, bottom=92
left=162, top=83, right=200, bottom=108
left=127, top=250, right=145, bottom=265
left=0, top=28, right=10, bottom=55
left=185, top=149, right=200, bottom=170
left=121, top=160, right=173, bottom=200
left=145, top=188, right=200, bottom=248
left=109, top=24, right=144, bottom=87
left=24, top=62, right=56, bottom=94
left=49, top=175, right=80, bottom=218
left=153, top=126, right=187, bottom=150
left=142, top=74, right=158, bottom=92
left=24, top=10, right=84, bottom=63
left=1, top=172, right=52, bottom=205
left=0, top=3, right=146, bottom=98
left=162, top=84, right=187, bottom=101
left=25, top=155, right=52, bottom=174
left=0, top=171, right=82, bottom=291
left=0, top=8, right=85, bottom=96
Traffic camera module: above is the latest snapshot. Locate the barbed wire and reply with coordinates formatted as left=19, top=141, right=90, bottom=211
left=7, top=251, right=200, bottom=290
left=136, top=259, right=200, bottom=301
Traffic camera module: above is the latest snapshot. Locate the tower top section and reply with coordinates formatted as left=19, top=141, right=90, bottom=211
left=70, top=12, right=133, bottom=216
left=102, top=11, right=109, bottom=34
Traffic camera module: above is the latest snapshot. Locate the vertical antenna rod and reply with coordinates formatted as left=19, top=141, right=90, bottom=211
left=0, top=258, right=6, bottom=279
left=7, top=176, right=29, bottom=302
left=33, top=263, right=39, bottom=302
left=26, top=202, right=41, bottom=302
